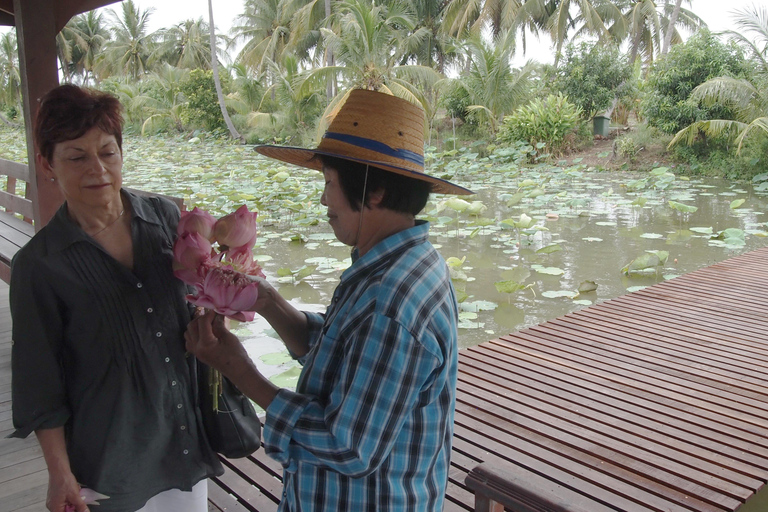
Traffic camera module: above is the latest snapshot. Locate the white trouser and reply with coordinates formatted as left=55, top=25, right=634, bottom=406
left=134, top=479, right=208, bottom=512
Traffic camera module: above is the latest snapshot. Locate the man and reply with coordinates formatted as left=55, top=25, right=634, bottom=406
left=185, top=89, right=472, bottom=511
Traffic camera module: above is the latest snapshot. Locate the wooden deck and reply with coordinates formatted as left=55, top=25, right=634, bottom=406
left=2, top=247, right=768, bottom=511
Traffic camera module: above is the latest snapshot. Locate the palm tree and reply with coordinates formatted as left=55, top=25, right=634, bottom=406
left=669, top=5, right=768, bottom=153
left=248, top=54, right=323, bottom=142
left=0, top=31, right=21, bottom=125
left=69, top=11, right=109, bottom=84
left=104, top=0, right=157, bottom=81
left=231, top=0, right=294, bottom=75
left=56, top=17, right=88, bottom=82
left=455, top=31, right=536, bottom=133
left=140, top=64, right=191, bottom=134
left=306, top=0, right=442, bottom=136
left=154, top=18, right=213, bottom=70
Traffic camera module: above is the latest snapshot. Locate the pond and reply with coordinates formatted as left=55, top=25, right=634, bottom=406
left=3, top=129, right=767, bottom=391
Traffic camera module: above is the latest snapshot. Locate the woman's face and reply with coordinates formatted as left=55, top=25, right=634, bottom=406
left=40, top=126, right=123, bottom=210
left=321, top=166, right=361, bottom=247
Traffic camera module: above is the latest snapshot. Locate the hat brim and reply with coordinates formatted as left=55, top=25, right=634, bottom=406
left=255, top=145, right=474, bottom=196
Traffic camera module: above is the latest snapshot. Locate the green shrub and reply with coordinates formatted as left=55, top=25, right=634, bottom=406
left=641, top=29, right=749, bottom=134
left=179, top=69, right=228, bottom=131
left=496, top=94, right=582, bottom=156
left=551, top=42, right=636, bottom=119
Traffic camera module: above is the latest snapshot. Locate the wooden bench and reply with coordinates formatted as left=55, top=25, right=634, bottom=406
left=0, top=158, right=35, bottom=283
left=0, top=157, right=186, bottom=284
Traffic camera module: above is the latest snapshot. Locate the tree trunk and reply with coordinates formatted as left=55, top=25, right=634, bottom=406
left=662, top=0, right=683, bottom=55
left=208, top=0, right=243, bottom=142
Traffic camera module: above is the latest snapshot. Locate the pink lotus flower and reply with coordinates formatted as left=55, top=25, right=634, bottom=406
left=173, top=231, right=213, bottom=285
left=213, top=205, right=258, bottom=249
left=223, top=244, right=265, bottom=278
left=187, top=266, right=259, bottom=322
left=64, top=488, right=109, bottom=511
left=178, top=206, right=217, bottom=239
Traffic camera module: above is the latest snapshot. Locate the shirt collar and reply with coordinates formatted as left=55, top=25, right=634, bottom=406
left=342, top=220, right=430, bottom=286
left=45, top=189, right=165, bottom=254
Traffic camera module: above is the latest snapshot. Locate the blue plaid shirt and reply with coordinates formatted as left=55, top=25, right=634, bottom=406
left=263, top=221, right=459, bottom=511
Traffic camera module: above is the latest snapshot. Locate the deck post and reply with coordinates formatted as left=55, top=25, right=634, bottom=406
left=14, top=0, right=64, bottom=230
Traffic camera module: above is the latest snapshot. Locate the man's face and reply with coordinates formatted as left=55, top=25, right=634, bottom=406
left=321, top=166, right=361, bottom=247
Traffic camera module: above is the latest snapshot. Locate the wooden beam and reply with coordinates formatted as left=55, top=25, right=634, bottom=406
left=14, top=0, right=63, bottom=229
left=55, top=0, right=122, bottom=32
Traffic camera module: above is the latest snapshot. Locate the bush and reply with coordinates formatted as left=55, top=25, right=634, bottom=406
left=641, top=29, right=749, bottom=134
left=179, top=69, right=229, bottom=131
left=551, top=42, right=635, bottom=119
left=496, top=94, right=582, bottom=156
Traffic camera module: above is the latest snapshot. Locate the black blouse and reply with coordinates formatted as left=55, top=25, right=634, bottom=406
left=9, top=190, right=222, bottom=511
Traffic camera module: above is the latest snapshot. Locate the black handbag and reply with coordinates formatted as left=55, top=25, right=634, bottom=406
left=197, top=359, right=262, bottom=458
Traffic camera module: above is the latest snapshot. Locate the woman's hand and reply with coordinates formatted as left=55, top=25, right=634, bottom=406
left=47, top=470, right=87, bottom=512
left=185, top=310, right=249, bottom=374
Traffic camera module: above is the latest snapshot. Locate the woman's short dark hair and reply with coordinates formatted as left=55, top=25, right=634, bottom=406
left=320, top=155, right=431, bottom=216
left=34, top=84, right=124, bottom=163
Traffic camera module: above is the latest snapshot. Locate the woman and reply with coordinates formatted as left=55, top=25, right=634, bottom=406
left=9, top=84, right=222, bottom=512
left=186, top=89, right=472, bottom=511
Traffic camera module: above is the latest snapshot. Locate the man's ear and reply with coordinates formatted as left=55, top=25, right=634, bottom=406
left=367, top=187, right=385, bottom=208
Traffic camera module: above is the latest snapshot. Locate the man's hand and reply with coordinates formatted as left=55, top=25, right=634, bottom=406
left=185, top=310, right=249, bottom=374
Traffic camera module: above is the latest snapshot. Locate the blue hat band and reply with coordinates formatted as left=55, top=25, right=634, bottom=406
left=323, top=132, right=424, bottom=168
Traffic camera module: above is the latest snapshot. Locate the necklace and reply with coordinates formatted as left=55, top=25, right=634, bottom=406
left=90, top=209, right=125, bottom=237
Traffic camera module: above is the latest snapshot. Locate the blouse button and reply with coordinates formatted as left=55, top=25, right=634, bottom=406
left=147, top=307, right=153, bottom=313
left=165, top=357, right=170, bottom=363
left=156, top=332, right=162, bottom=337
left=183, top=449, right=189, bottom=455
left=171, top=380, right=177, bottom=385
left=177, top=403, right=183, bottom=409
left=180, top=425, right=186, bottom=431
left=137, top=283, right=143, bottom=288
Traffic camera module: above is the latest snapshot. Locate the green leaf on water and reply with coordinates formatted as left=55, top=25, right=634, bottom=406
left=668, top=200, right=698, bottom=213
left=690, top=227, right=713, bottom=234
left=536, top=243, right=563, bottom=254
left=532, top=265, right=565, bottom=276
left=730, top=199, right=745, bottom=209
left=577, top=280, right=598, bottom=293
left=494, top=280, right=528, bottom=294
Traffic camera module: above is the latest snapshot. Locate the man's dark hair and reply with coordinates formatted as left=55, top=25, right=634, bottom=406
left=35, top=84, right=124, bottom=163
left=320, top=155, right=431, bottom=216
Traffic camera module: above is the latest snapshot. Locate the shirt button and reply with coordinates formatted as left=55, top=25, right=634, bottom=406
left=183, top=449, right=189, bottom=455
left=165, top=357, right=170, bottom=363
left=137, top=283, right=143, bottom=288
left=147, top=307, right=153, bottom=313
left=156, top=332, right=162, bottom=337
left=177, top=404, right=183, bottom=409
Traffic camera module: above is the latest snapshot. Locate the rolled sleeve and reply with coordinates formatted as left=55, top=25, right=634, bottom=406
left=9, top=255, right=70, bottom=438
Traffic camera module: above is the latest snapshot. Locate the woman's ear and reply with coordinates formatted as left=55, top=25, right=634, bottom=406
left=36, top=153, right=56, bottom=182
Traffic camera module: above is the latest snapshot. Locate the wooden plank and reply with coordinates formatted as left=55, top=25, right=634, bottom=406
left=0, top=159, right=29, bottom=183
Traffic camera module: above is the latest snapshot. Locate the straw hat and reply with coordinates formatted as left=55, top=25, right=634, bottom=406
left=255, top=89, right=473, bottom=195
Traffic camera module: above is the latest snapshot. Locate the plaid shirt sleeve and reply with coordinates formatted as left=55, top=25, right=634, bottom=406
left=263, top=312, right=440, bottom=475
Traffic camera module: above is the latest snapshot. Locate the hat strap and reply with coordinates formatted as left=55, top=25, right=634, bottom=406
left=323, top=132, right=424, bottom=167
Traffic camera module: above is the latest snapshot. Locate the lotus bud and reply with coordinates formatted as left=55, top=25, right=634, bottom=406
left=213, top=205, right=258, bottom=249
left=178, top=207, right=217, bottom=239
left=172, top=232, right=212, bottom=284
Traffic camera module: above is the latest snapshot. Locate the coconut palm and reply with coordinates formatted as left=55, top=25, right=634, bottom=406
left=208, top=0, right=242, bottom=141
left=104, top=0, right=157, bottom=80
left=248, top=54, right=323, bottom=142
left=669, top=5, right=768, bottom=153
left=0, top=31, right=22, bottom=117
left=154, top=18, right=213, bottom=70
left=140, top=64, right=191, bottom=134
left=69, top=11, right=109, bottom=84
left=231, top=0, right=295, bottom=75
left=455, top=30, right=537, bottom=133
